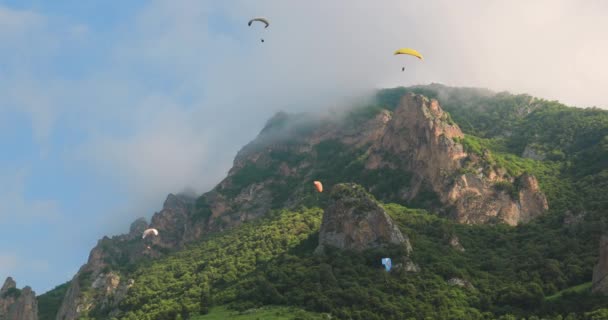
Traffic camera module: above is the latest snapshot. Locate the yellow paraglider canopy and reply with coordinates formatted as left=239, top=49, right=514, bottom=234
left=394, top=48, right=424, bottom=60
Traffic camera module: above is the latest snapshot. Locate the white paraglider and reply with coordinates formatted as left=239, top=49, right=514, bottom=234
left=142, top=228, right=159, bottom=239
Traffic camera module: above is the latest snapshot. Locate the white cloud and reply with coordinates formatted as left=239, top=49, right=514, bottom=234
left=78, top=98, right=215, bottom=195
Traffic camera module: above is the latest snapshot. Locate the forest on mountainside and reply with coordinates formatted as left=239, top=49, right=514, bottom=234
left=39, top=85, right=608, bottom=320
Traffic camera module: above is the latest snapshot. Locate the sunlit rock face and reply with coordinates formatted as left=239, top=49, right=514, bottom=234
left=365, top=94, right=548, bottom=226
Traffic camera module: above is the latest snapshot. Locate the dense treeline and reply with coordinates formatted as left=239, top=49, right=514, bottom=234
left=106, top=202, right=607, bottom=319
left=117, top=208, right=323, bottom=320
left=37, top=282, right=70, bottom=320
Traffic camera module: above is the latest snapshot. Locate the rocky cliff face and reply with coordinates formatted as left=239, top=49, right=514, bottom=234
left=315, top=183, right=410, bottom=254
left=149, top=193, right=197, bottom=248
left=365, top=94, right=548, bottom=225
left=366, top=95, right=467, bottom=181
left=592, top=235, right=608, bottom=295
left=0, top=277, right=38, bottom=320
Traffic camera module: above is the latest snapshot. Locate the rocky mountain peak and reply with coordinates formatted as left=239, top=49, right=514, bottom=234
left=363, top=93, right=548, bottom=225
left=129, top=217, right=148, bottom=235
left=1, top=277, right=16, bottom=293
left=0, top=277, right=37, bottom=320
left=163, top=193, right=193, bottom=210
left=365, top=93, right=467, bottom=198
left=315, top=183, right=410, bottom=254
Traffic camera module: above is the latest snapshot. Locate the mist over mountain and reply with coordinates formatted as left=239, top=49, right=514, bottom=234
left=26, top=85, right=608, bottom=320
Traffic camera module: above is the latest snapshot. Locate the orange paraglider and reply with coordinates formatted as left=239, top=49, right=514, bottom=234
left=313, top=181, right=323, bottom=193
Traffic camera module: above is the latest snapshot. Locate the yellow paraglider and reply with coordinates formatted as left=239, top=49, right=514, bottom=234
left=394, top=48, right=424, bottom=60
left=394, top=48, right=423, bottom=72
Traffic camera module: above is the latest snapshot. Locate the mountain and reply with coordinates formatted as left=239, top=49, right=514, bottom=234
left=40, top=84, right=608, bottom=319
left=0, top=277, right=38, bottom=320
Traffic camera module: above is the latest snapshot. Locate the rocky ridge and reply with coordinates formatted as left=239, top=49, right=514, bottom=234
left=55, top=193, right=197, bottom=319
left=0, top=277, right=38, bottom=320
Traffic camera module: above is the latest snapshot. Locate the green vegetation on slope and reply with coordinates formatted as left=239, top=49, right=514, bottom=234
left=545, top=282, right=592, bottom=302
left=117, top=208, right=323, bottom=320
left=192, top=306, right=326, bottom=320
left=105, top=200, right=606, bottom=320
left=37, top=282, right=70, bottom=320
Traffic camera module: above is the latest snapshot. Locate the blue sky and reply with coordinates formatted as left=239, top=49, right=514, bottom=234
left=1, top=0, right=607, bottom=294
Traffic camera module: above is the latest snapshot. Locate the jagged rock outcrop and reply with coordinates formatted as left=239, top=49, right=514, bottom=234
left=449, top=235, right=465, bottom=252
left=366, top=94, right=467, bottom=182
left=515, top=174, right=550, bottom=223
left=364, top=94, right=548, bottom=225
left=0, top=277, right=38, bottom=320
left=55, top=252, right=131, bottom=320
left=592, top=235, right=608, bottom=295
left=150, top=193, right=197, bottom=248
left=315, top=183, right=410, bottom=254
left=391, top=257, right=421, bottom=273
left=447, top=278, right=475, bottom=290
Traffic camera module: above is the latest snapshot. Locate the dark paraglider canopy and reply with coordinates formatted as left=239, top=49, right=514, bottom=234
left=249, top=17, right=270, bottom=44
left=248, top=17, right=270, bottom=28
